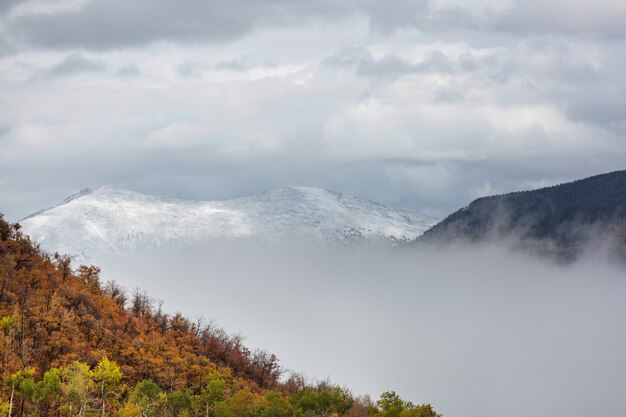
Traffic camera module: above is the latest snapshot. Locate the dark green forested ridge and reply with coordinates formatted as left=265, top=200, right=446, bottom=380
left=0, top=214, right=440, bottom=417
left=419, top=169, right=626, bottom=259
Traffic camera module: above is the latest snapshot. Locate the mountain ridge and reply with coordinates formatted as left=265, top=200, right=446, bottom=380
left=20, top=186, right=437, bottom=261
left=418, top=170, right=626, bottom=259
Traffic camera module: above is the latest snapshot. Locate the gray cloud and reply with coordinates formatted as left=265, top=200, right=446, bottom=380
left=326, top=39, right=626, bottom=134
left=325, top=47, right=454, bottom=80
left=494, top=1, right=626, bottom=38
left=176, top=61, right=202, bottom=78
left=10, top=1, right=254, bottom=49
left=43, top=53, right=107, bottom=78
left=177, top=56, right=274, bottom=78
left=6, top=0, right=357, bottom=50
left=358, top=0, right=430, bottom=34
left=115, top=63, right=141, bottom=77
left=561, top=83, right=626, bottom=134
left=0, top=0, right=19, bottom=14
left=214, top=57, right=274, bottom=71
left=373, top=1, right=626, bottom=39
left=2, top=0, right=625, bottom=54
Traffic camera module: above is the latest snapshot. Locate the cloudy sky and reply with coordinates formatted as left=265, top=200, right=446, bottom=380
left=2, top=0, right=626, bottom=220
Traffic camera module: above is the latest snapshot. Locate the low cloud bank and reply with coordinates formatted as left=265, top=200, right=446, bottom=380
left=99, top=243, right=626, bottom=417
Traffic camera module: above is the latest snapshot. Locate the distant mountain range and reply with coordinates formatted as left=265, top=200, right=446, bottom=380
left=20, top=186, right=437, bottom=261
left=18, top=170, right=626, bottom=263
left=419, top=170, right=626, bottom=259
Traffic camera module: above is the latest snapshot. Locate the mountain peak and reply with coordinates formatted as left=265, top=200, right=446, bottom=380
left=20, top=187, right=97, bottom=222
left=20, top=186, right=436, bottom=261
left=61, top=187, right=94, bottom=203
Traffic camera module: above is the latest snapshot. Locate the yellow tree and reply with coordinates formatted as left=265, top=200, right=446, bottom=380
left=93, top=357, right=123, bottom=417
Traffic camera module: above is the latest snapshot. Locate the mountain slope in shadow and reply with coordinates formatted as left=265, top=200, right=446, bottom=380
left=418, top=170, right=626, bottom=260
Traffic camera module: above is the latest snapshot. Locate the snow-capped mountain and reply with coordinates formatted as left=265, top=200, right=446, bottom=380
left=20, top=186, right=437, bottom=261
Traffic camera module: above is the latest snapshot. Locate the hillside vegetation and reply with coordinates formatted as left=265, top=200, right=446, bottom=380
left=419, top=170, right=626, bottom=259
left=0, top=214, right=440, bottom=417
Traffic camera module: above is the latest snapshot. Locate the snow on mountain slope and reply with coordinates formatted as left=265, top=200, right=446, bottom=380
left=20, top=186, right=437, bottom=261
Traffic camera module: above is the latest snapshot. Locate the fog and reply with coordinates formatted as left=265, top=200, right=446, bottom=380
left=99, top=244, right=626, bottom=417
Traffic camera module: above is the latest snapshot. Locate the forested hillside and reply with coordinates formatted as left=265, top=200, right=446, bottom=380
left=0, top=214, right=440, bottom=417
left=419, top=170, right=626, bottom=259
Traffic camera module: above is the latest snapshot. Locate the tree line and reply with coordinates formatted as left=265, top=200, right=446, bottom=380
left=2, top=358, right=438, bottom=417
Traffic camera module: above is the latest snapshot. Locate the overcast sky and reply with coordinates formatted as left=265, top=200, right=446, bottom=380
left=2, top=0, right=626, bottom=220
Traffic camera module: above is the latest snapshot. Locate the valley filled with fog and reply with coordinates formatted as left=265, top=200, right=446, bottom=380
left=99, top=244, right=626, bottom=417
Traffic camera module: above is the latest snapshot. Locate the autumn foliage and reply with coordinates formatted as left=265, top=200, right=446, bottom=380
left=0, top=214, right=440, bottom=417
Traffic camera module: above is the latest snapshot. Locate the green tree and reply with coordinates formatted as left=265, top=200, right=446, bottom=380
left=214, top=401, right=235, bottom=417
left=374, top=392, right=440, bottom=417
left=291, top=386, right=353, bottom=417
left=400, top=405, right=440, bottom=417
left=199, top=371, right=226, bottom=417
left=263, top=392, right=300, bottom=417
left=128, top=380, right=161, bottom=417
left=61, top=362, right=94, bottom=417
left=223, top=389, right=266, bottom=417
left=166, top=389, right=193, bottom=417
left=4, top=368, right=36, bottom=417
left=35, top=367, right=62, bottom=415
left=93, top=357, right=123, bottom=417
left=375, top=392, right=404, bottom=417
